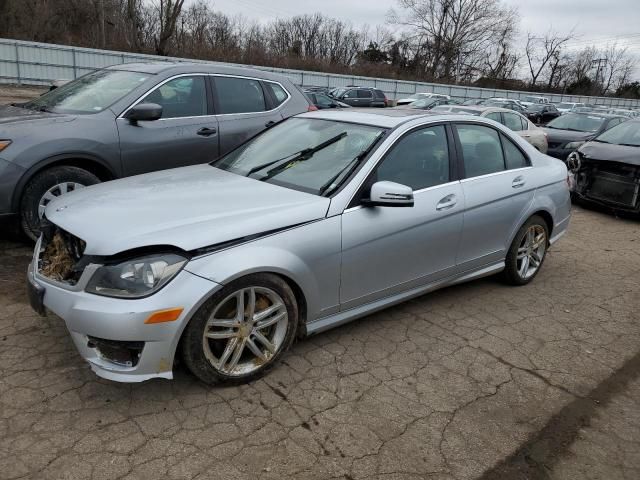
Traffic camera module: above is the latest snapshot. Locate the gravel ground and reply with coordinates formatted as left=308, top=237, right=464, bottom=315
left=0, top=85, right=48, bottom=105
left=0, top=205, right=638, bottom=480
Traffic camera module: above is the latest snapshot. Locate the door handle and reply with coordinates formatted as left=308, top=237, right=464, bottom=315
left=512, top=176, right=526, bottom=188
left=265, top=120, right=276, bottom=128
left=521, top=134, right=531, bottom=138
left=197, top=127, right=217, bottom=137
left=436, top=194, right=457, bottom=211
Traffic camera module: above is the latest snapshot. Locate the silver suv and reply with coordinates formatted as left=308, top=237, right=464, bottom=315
left=0, top=63, right=312, bottom=239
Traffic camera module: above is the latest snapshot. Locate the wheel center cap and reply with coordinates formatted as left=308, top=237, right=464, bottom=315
left=238, top=323, right=252, bottom=338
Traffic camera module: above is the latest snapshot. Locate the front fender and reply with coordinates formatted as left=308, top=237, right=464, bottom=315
left=184, top=217, right=342, bottom=323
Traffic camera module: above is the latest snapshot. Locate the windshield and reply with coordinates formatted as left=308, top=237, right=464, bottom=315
left=332, top=88, right=347, bottom=97
left=547, top=113, right=605, bottom=132
left=410, top=98, right=437, bottom=108
left=527, top=105, right=544, bottom=112
left=23, top=69, right=149, bottom=114
left=594, top=121, right=640, bottom=146
left=213, top=118, right=386, bottom=195
left=557, top=103, right=576, bottom=109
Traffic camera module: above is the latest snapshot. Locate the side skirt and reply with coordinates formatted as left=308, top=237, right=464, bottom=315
left=305, top=262, right=505, bottom=336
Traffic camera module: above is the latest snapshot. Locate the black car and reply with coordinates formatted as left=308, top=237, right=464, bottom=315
left=331, top=87, right=387, bottom=107
left=525, top=104, right=561, bottom=125
left=304, top=90, right=350, bottom=109
left=543, top=113, right=628, bottom=161
left=569, top=119, right=640, bottom=214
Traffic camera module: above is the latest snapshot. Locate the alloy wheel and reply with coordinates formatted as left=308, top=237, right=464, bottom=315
left=38, top=182, right=85, bottom=218
left=202, top=286, right=289, bottom=376
left=516, top=225, right=547, bottom=280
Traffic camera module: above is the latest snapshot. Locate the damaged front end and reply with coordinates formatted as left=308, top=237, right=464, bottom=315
left=37, top=220, right=88, bottom=285
left=570, top=152, right=640, bottom=213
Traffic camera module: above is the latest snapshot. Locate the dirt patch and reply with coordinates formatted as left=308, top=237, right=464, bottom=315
left=0, top=84, right=47, bottom=104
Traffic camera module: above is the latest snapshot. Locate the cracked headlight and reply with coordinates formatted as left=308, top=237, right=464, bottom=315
left=565, top=141, right=585, bottom=150
left=85, top=253, right=187, bottom=298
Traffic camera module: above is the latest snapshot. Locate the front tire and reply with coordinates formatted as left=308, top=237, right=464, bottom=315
left=502, top=215, right=549, bottom=285
left=20, top=166, right=100, bottom=240
left=181, top=273, right=299, bottom=385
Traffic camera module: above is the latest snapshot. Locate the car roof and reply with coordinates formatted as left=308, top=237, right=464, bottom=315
left=563, top=111, right=626, bottom=119
left=298, top=109, right=444, bottom=128
left=445, top=105, right=512, bottom=114
left=105, top=62, right=290, bottom=82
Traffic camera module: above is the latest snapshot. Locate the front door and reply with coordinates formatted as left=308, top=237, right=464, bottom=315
left=453, top=123, right=536, bottom=271
left=340, top=124, right=464, bottom=310
left=117, top=75, right=219, bottom=176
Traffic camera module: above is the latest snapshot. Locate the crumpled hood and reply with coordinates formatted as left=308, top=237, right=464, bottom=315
left=45, top=164, right=330, bottom=256
left=578, top=141, right=640, bottom=166
left=543, top=128, right=593, bottom=144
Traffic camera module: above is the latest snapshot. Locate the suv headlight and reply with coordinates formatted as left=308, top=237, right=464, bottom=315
left=565, top=141, right=585, bottom=149
left=86, top=253, right=187, bottom=298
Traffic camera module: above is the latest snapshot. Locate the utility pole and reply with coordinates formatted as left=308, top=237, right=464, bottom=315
left=99, top=0, right=106, bottom=48
left=591, top=58, right=607, bottom=89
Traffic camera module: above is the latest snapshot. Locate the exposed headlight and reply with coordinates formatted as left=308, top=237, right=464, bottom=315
left=0, top=140, right=12, bottom=152
left=565, top=141, right=585, bottom=150
left=86, top=253, right=187, bottom=298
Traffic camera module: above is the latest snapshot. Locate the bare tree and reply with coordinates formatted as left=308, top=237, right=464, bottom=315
left=390, top=0, right=519, bottom=81
left=153, top=0, right=185, bottom=56
left=525, top=29, right=574, bottom=87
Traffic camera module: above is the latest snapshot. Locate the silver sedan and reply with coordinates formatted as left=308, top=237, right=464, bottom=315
left=28, top=110, right=571, bottom=385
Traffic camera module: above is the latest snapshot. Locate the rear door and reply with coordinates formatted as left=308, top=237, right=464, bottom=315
left=357, top=89, right=374, bottom=107
left=454, top=123, right=535, bottom=271
left=212, top=75, right=284, bottom=156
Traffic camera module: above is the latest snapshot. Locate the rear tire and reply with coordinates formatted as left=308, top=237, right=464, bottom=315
left=20, top=166, right=100, bottom=240
left=502, top=215, right=549, bottom=286
left=181, top=273, right=299, bottom=385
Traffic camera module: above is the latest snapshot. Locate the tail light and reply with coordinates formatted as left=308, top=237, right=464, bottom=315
left=308, top=104, right=318, bottom=112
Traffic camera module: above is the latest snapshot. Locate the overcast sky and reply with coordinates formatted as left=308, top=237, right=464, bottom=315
left=205, top=0, right=640, bottom=55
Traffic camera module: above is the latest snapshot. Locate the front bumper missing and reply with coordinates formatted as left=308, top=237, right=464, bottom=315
left=27, top=251, right=222, bottom=382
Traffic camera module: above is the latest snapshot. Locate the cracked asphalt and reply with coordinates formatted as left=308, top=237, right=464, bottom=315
left=0, top=206, right=639, bottom=480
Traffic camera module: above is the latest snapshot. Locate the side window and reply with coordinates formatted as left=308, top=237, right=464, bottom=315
left=501, top=134, right=529, bottom=169
left=315, top=94, right=334, bottom=107
left=486, top=112, right=502, bottom=123
left=357, top=89, right=373, bottom=98
left=503, top=112, right=524, bottom=131
left=374, top=89, right=385, bottom=99
left=264, top=82, right=289, bottom=107
left=456, top=124, right=505, bottom=178
left=342, top=89, right=356, bottom=98
left=375, top=125, right=450, bottom=191
left=143, top=76, right=207, bottom=119
left=520, top=116, right=529, bottom=130
left=214, top=76, right=266, bottom=114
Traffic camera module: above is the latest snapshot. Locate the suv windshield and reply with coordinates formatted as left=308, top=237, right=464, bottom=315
left=213, top=118, right=386, bottom=195
left=23, top=69, right=149, bottom=114
left=547, top=113, right=606, bottom=132
left=594, top=121, right=640, bottom=146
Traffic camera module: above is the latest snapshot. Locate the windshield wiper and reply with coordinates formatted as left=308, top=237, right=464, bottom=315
left=618, top=143, right=640, bottom=147
left=258, top=131, right=348, bottom=181
left=592, top=139, right=609, bottom=143
left=317, top=131, right=385, bottom=197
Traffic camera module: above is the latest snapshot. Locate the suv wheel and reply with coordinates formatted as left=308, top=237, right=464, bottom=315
left=181, top=273, right=298, bottom=385
left=20, top=166, right=100, bottom=240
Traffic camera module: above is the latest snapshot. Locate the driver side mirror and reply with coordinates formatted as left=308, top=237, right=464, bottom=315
left=124, top=103, right=163, bottom=124
left=363, top=181, right=414, bottom=207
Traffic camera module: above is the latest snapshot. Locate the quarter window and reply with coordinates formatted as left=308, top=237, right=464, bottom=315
left=456, top=124, right=505, bottom=178
left=503, top=112, right=524, bottom=131
left=215, top=76, right=266, bottom=114
left=501, top=134, right=529, bottom=169
left=375, top=125, right=450, bottom=190
left=144, top=76, right=207, bottom=119
left=265, top=82, right=288, bottom=107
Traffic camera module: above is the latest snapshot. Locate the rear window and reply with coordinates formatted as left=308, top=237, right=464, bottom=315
left=215, top=76, right=266, bottom=114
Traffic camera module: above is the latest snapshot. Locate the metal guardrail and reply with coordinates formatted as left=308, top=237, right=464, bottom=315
left=0, top=38, right=638, bottom=108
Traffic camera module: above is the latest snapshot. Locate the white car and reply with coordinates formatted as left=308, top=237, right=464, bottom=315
left=396, top=92, right=450, bottom=106
left=520, top=95, right=550, bottom=108
left=557, top=102, right=585, bottom=114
